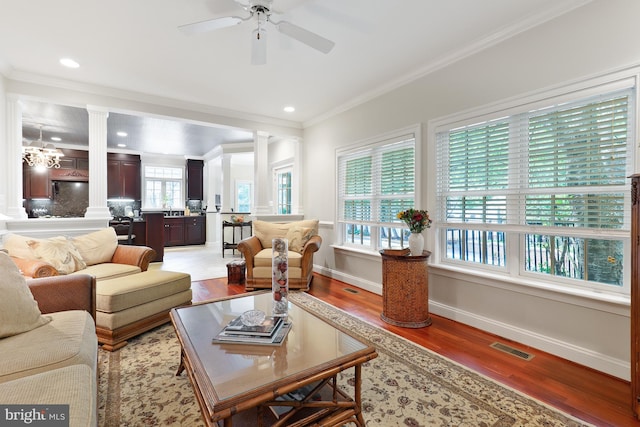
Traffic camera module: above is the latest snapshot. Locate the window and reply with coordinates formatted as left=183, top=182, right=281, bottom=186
left=144, top=166, right=183, bottom=209
left=337, top=129, right=417, bottom=251
left=436, top=85, right=635, bottom=294
left=275, top=168, right=292, bottom=214
left=236, top=180, right=252, bottom=213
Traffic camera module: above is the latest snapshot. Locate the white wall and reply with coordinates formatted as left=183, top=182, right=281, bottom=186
left=303, top=0, right=640, bottom=379
left=0, top=75, right=7, bottom=217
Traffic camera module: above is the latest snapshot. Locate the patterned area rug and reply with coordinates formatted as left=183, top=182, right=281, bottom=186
left=98, top=292, right=593, bottom=426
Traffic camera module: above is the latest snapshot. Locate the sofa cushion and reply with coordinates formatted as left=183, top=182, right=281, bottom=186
left=0, top=365, right=96, bottom=427
left=0, top=310, right=96, bottom=383
left=0, top=252, right=51, bottom=338
left=253, top=266, right=303, bottom=279
left=96, top=290, right=193, bottom=330
left=73, top=263, right=141, bottom=281
left=71, top=228, right=118, bottom=266
left=253, top=248, right=302, bottom=268
left=253, top=219, right=319, bottom=249
left=96, top=270, right=192, bottom=313
left=27, top=236, right=86, bottom=274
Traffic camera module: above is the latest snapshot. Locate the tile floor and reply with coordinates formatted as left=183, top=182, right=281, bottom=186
left=147, top=245, right=244, bottom=281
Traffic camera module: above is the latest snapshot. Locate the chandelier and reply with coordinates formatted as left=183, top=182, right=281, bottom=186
left=22, top=125, right=64, bottom=170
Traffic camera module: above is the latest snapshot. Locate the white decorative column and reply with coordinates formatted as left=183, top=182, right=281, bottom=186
left=222, top=153, right=232, bottom=211
left=5, top=95, right=27, bottom=219
left=84, top=105, right=111, bottom=219
left=253, top=130, right=271, bottom=215
left=291, top=137, right=303, bottom=215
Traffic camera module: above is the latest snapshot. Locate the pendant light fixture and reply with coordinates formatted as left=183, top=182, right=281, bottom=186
left=22, top=125, right=64, bottom=170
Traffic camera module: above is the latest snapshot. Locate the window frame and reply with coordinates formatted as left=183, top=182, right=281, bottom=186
left=274, top=166, right=293, bottom=215
left=336, top=125, right=421, bottom=253
left=432, top=76, right=637, bottom=296
left=235, top=179, right=253, bottom=213
left=142, top=165, right=184, bottom=210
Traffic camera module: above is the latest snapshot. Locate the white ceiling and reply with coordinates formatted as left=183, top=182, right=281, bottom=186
left=0, top=0, right=589, bottom=157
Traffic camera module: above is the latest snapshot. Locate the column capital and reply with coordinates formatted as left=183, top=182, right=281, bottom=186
left=86, top=105, right=110, bottom=115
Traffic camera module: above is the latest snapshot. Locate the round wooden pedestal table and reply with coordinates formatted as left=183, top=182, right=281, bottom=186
left=379, top=249, right=432, bottom=328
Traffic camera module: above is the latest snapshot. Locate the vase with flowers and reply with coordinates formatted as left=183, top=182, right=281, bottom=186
left=397, top=208, right=432, bottom=256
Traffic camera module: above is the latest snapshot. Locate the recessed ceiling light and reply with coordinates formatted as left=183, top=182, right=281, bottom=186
left=117, top=144, right=127, bottom=148
left=59, top=58, right=79, bottom=69
left=50, top=137, right=61, bottom=142
left=283, top=106, right=295, bottom=113
left=117, top=131, right=128, bottom=137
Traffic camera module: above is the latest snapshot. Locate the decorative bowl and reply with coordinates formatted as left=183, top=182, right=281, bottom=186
left=240, top=309, right=266, bottom=327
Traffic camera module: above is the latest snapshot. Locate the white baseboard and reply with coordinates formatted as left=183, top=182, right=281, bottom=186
left=312, top=265, right=629, bottom=380
left=313, top=265, right=382, bottom=295
left=430, top=300, right=629, bottom=380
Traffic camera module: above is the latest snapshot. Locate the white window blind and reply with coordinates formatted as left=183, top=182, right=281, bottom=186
left=339, top=137, right=415, bottom=226
left=435, top=87, right=635, bottom=291
left=337, top=133, right=416, bottom=250
left=437, top=90, right=633, bottom=235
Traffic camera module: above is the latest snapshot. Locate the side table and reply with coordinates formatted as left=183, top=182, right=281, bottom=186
left=379, top=249, right=432, bottom=328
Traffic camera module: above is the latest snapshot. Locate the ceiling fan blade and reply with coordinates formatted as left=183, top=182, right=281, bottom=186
left=179, top=16, right=243, bottom=35
left=276, top=21, right=335, bottom=54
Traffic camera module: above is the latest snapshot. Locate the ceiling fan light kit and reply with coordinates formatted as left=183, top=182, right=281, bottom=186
left=179, top=0, right=335, bottom=65
left=252, top=27, right=267, bottom=65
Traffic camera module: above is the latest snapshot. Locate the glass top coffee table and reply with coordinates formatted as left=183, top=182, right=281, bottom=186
left=170, top=292, right=378, bottom=427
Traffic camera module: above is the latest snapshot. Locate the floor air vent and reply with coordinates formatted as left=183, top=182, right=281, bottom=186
left=490, top=342, right=534, bottom=361
left=343, top=288, right=359, bottom=294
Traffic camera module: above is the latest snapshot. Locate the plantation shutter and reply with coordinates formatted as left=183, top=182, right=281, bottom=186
left=341, top=155, right=372, bottom=224
left=338, top=135, right=415, bottom=227
left=379, top=142, right=415, bottom=224
left=525, top=95, right=630, bottom=231
left=436, top=88, right=634, bottom=237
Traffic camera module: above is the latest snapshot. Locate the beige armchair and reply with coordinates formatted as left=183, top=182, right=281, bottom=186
left=237, top=219, right=322, bottom=291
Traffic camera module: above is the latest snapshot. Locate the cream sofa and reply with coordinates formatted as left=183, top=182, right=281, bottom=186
left=2, top=228, right=192, bottom=351
left=0, top=252, right=97, bottom=426
left=237, top=219, right=322, bottom=291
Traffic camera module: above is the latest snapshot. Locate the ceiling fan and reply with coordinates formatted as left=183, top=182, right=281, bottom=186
left=179, top=0, right=335, bottom=65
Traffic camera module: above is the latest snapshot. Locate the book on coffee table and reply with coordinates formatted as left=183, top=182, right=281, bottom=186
left=212, top=321, right=292, bottom=346
left=223, top=315, right=283, bottom=337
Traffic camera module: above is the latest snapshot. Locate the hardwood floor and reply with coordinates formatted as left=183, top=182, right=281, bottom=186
left=191, top=273, right=636, bottom=426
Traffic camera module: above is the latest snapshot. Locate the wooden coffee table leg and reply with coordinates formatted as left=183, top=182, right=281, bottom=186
left=354, top=364, right=365, bottom=427
left=176, top=350, right=185, bottom=376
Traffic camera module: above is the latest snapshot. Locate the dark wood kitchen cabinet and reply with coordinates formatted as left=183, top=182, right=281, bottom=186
left=185, top=216, right=206, bottom=245
left=107, top=153, right=141, bottom=200
left=58, top=148, right=89, bottom=170
left=164, top=217, right=185, bottom=246
left=23, top=149, right=90, bottom=200
left=186, top=159, right=204, bottom=200
left=23, top=164, right=51, bottom=199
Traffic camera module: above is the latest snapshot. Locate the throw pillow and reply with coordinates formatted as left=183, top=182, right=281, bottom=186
left=27, top=237, right=86, bottom=275
left=0, top=251, right=51, bottom=338
left=285, top=226, right=314, bottom=253
left=253, top=220, right=287, bottom=249
left=1, top=233, right=39, bottom=259
left=71, top=228, right=118, bottom=266
left=253, top=219, right=320, bottom=249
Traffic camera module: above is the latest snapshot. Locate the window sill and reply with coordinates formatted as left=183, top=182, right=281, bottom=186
left=331, top=244, right=382, bottom=260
